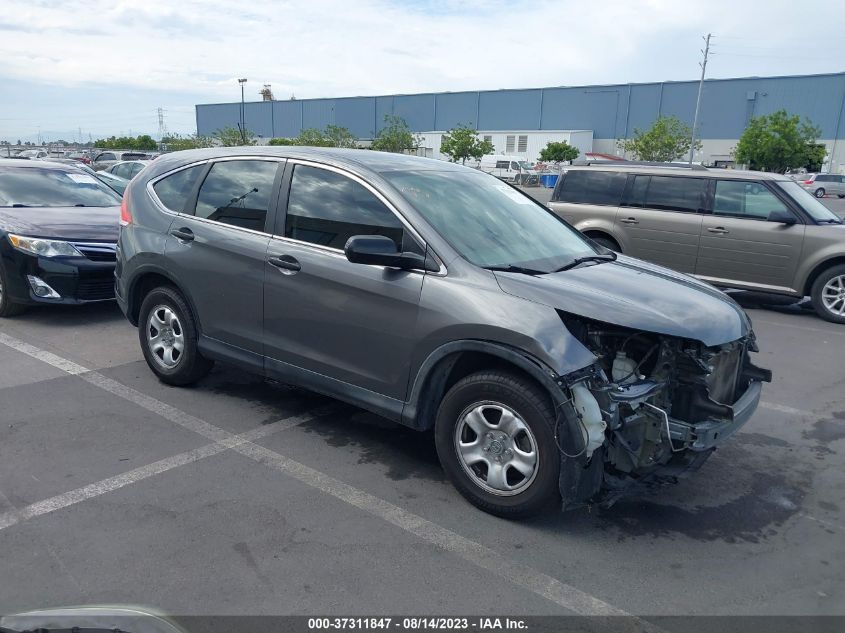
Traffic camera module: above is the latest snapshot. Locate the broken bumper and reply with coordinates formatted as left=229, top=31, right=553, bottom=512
left=666, top=379, right=763, bottom=451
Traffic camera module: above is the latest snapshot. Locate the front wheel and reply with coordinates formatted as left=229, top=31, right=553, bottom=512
left=435, top=371, right=561, bottom=518
left=814, top=187, right=826, bottom=198
left=0, top=264, right=26, bottom=317
left=138, top=286, right=213, bottom=385
left=811, top=264, right=845, bottom=324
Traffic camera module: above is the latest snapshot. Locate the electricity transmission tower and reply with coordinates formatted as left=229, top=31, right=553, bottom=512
left=157, top=107, right=168, bottom=139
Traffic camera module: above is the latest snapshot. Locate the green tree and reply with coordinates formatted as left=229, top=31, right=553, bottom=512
left=93, top=134, right=157, bottom=150
left=296, top=128, right=334, bottom=147
left=734, top=110, right=823, bottom=173
left=214, top=126, right=256, bottom=146
left=617, top=115, right=701, bottom=162
left=538, top=141, right=580, bottom=167
left=269, top=126, right=357, bottom=148
left=439, top=124, right=494, bottom=164
left=160, top=133, right=213, bottom=151
left=370, top=115, right=420, bottom=153
left=324, top=125, right=358, bottom=148
left=268, top=137, right=296, bottom=146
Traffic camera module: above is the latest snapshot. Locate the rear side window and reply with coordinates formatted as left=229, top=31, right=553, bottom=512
left=152, top=165, right=204, bottom=213
left=627, top=175, right=707, bottom=213
left=284, top=165, right=407, bottom=251
left=555, top=170, right=626, bottom=206
left=194, top=160, right=279, bottom=232
left=495, top=160, right=509, bottom=169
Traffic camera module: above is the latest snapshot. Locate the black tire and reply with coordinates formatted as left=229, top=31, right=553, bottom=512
left=0, top=263, right=26, bottom=317
left=590, top=236, right=621, bottom=252
left=434, top=370, right=561, bottom=518
left=814, top=187, right=825, bottom=198
left=838, top=195, right=845, bottom=199
left=138, top=286, right=213, bottom=385
left=810, top=264, right=845, bottom=325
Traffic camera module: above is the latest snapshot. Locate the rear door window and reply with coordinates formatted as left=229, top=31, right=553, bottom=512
left=193, top=160, right=280, bottom=233
left=629, top=175, right=707, bottom=213
left=555, top=170, right=627, bottom=205
left=152, top=165, right=204, bottom=213
left=713, top=180, right=790, bottom=220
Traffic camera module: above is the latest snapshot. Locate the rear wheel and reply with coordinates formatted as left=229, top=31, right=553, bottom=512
left=838, top=195, right=845, bottom=199
left=138, top=286, right=213, bottom=385
left=434, top=371, right=561, bottom=518
left=0, top=264, right=26, bottom=317
left=814, top=187, right=826, bottom=198
left=810, top=264, right=845, bottom=324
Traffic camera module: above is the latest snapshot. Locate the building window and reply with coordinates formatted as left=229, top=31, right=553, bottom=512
left=517, top=135, right=528, bottom=152
left=483, top=135, right=492, bottom=144
left=505, top=136, right=515, bottom=153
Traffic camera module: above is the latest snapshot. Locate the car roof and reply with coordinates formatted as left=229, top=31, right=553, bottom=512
left=146, top=146, right=470, bottom=180
left=0, top=158, right=79, bottom=171
left=564, top=164, right=791, bottom=181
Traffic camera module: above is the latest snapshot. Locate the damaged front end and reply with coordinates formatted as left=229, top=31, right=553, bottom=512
left=554, top=315, right=772, bottom=510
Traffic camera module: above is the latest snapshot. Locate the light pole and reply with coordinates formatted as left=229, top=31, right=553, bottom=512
left=238, top=78, right=248, bottom=143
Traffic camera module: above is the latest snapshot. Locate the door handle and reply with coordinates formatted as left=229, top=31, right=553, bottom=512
left=268, top=255, right=301, bottom=273
left=619, top=217, right=639, bottom=225
left=170, top=227, right=194, bottom=242
left=707, top=227, right=729, bottom=234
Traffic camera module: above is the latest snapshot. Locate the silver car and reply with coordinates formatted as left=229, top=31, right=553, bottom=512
left=549, top=164, right=845, bottom=323
left=799, top=173, right=845, bottom=198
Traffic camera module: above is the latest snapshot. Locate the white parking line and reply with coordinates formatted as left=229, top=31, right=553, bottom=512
left=0, top=410, right=328, bottom=532
left=0, top=333, right=653, bottom=622
left=759, top=401, right=812, bottom=417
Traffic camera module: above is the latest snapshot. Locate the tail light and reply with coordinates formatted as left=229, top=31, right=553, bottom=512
left=803, top=179, right=814, bottom=184
left=120, top=195, right=132, bottom=226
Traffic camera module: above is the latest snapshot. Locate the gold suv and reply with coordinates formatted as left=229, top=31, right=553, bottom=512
left=549, top=164, right=845, bottom=323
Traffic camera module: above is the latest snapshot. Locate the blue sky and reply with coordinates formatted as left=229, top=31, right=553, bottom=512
left=1, top=0, right=843, bottom=143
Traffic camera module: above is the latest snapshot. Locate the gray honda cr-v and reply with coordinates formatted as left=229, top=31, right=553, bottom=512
left=116, top=147, right=771, bottom=517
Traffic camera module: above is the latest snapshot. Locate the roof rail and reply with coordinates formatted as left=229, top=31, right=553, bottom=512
left=573, top=159, right=709, bottom=171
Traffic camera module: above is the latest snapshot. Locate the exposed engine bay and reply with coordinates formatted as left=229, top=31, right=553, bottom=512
left=556, top=315, right=772, bottom=508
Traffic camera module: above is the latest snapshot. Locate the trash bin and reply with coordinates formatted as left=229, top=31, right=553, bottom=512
left=540, top=174, right=559, bottom=189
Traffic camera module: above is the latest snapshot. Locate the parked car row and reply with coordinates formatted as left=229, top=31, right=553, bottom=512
left=12, top=148, right=844, bottom=520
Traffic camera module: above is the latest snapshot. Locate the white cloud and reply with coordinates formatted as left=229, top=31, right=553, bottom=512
left=0, top=0, right=841, bottom=137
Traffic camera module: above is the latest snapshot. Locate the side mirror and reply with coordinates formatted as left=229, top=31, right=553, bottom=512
left=768, top=209, right=797, bottom=225
left=344, top=235, right=438, bottom=272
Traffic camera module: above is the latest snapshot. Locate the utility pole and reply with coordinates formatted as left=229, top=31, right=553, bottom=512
left=688, top=33, right=712, bottom=165
left=238, top=78, right=248, bottom=143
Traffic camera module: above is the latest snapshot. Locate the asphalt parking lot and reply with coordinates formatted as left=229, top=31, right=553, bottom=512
left=1, top=194, right=844, bottom=619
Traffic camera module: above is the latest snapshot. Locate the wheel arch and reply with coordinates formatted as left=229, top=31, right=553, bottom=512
left=401, top=341, right=567, bottom=431
left=126, top=266, right=201, bottom=332
left=582, top=230, right=621, bottom=250
left=802, top=256, right=845, bottom=296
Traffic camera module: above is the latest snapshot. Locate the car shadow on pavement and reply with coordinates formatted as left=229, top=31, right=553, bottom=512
left=9, top=300, right=126, bottom=327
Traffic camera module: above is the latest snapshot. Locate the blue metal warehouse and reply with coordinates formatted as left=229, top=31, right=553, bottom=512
left=196, top=72, right=845, bottom=169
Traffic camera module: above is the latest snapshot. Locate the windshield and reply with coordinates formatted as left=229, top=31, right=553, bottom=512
left=518, top=161, right=534, bottom=170
left=776, top=180, right=843, bottom=223
left=0, top=166, right=122, bottom=207
left=384, top=169, right=597, bottom=271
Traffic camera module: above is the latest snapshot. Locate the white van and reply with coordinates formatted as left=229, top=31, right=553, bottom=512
left=478, top=155, right=538, bottom=184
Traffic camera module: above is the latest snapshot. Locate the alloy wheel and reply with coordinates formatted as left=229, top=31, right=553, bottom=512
left=453, top=401, right=539, bottom=496
left=146, top=305, right=185, bottom=368
left=821, top=274, right=845, bottom=317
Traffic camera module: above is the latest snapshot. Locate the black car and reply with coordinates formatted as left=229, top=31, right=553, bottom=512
left=0, top=159, right=122, bottom=316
